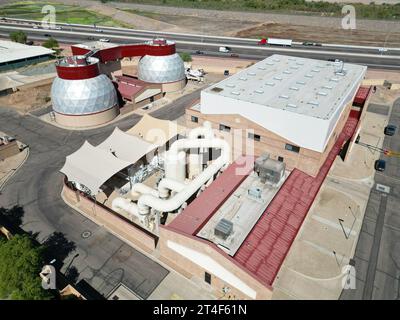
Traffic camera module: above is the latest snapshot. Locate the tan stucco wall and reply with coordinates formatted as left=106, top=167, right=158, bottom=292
left=161, top=79, right=187, bottom=93
left=186, top=100, right=353, bottom=177
left=54, top=105, right=119, bottom=128
left=159, top=227, right=273, bottom=300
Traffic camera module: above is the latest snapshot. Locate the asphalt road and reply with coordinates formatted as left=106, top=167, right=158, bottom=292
left=1, top=20, right=400, bottom=69
left=0, top=89, right=200, bottom=298
left=340, top=97, right=400, bottom=300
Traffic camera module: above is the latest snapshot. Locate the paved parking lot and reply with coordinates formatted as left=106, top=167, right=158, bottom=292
left=341, top=97, right=400, bottom=300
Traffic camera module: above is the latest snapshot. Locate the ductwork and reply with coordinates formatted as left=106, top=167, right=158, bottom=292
left=112, top=197, right=141, bottom=221
left=137, top=137, right=230, bottom=215
left=158, top=178, right=187, bottom=198
left=130, top=183, right=159, bottom=198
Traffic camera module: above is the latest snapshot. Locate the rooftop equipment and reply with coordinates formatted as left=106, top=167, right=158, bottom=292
left=214, top=218, right=233, bottom=240
left=254, top=154, right=285, bottom=185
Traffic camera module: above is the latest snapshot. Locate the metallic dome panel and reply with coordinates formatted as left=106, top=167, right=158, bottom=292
left=138, top=53, right=185, bottom=83
left=51, top=74, right=118, bottom=115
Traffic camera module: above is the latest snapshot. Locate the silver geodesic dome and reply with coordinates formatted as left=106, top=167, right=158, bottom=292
left=51, top=74, right=118, bottom=115
left=138, top=53, right=185, bottom=83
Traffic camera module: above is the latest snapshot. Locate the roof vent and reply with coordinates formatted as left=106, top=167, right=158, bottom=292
left=296, top=80, right=306, bottom=85
left=322, top=85, right=333, bottom=89
left=279, top=94, right=289, bottom=99
left=247, top=72, right=256, bottom=76
left=283, top=70, right=292, bottom=74
left=265, top=62, right=274, bottom=66
left=211, top=87, right=224, bottom=92
left=231, top=91, right=241, bottom=95
left=257, top=66, right=266, bottom=70
left=273, top=76, right=283, bottom=81
left=254, top=89, right=264, bottom=94
left=287, top=103, right=297, bottom=108
left=317, top=91, right=328, bottom=96
left=265, top=82, right=275, bottom=86
left=289, top=86, right=299, bottom=91
left=305, top=74, right=313, bottom=78
left=307, top=101, right=319, bottom=106
left=225, top=84, right=235, bottom=88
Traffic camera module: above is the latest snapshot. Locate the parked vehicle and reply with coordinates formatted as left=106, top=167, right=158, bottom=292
left=195, top=50, right=204, bottom=54
left=230, top=53, right=239, bottom=58
left=374, top=159, right=386, bottom=172
left=224, top=70, right=229, bottom=76
left=219, top=46, right=231, bottom=53
left=384, top=124, right=397, bottom=136
left=99, top=38, right=110, bottom=42
left=95, top=29, right=103, bottom=33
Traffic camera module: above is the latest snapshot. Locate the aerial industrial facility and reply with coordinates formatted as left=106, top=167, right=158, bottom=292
left=59, top=50, right=371, bottom=299
left=51, top=39, right=185, bottom=127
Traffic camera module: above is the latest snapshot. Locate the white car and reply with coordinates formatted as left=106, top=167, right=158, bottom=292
left=99, top=38, right=110, bottom=42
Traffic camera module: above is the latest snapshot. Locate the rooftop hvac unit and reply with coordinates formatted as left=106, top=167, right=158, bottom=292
left=254, top=154, right=285, bottom=185
left=214, top=218, right=233, bottom=240
left=248, top=186, right=262, bottom=200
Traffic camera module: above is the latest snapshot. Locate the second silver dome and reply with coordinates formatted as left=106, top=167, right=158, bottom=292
left=138, top=53, right=185, bottom=83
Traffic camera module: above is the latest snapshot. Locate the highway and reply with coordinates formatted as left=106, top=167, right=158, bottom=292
left=1, top=18, right=400, bottom=69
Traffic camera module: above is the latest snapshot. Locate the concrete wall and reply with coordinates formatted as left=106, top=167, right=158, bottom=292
left=186, top=100, right=353, bottom=177
left=54, top=105, right=119, bottom=128
left=62, top=184, right=157, bottom=253
left=159, top=226, right=273, bottom=300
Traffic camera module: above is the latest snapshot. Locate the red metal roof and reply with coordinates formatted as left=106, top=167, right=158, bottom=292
left=353, top=86, right=371, bottom=107
left=117, top=82, right=144, bottom=100
left=167, top=155, right=255, bottom=235
left=233, top=115, right=359, bottom=287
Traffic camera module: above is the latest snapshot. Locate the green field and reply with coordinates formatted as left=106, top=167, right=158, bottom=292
left=0, top=1, right=133, bottom=27
left=116, top=0, right=400, bottom=20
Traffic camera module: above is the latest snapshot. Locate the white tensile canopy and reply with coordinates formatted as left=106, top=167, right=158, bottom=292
left=60, top=141, right=132, bottom=195
left=126, top=114, right=186, bottom=146
left=97, top=127, right=158, bottom=163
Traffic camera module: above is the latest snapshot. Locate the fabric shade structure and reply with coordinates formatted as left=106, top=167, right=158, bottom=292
left=126, top=114, right=186, bottom=146
left=97, top=127, right=158, bottom=163
left=60, top=141, right=132, bottom=195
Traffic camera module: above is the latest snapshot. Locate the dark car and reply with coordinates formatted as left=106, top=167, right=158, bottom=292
left=44, top=33, right=51, bottom=37
left=195, top=50, right=204, bottom=54
left=303, top=41, right=314, bottom=46
left=384, top=124, right=397, bottom=136
left=374, top=159, right=386, bottom=172
left=230, top=53, right=239, bottom=58
left=224, top=70, right=229, bottom=76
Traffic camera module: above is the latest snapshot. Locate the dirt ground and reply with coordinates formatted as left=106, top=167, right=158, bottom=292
left=0, top=84, right=52, bottom=113
left=235, top=22, right=400, bottom=47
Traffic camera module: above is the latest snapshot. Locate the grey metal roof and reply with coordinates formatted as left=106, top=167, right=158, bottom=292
left=0, top=40, right=54, bottom=64
left=203, top=54, right=367, bottom=120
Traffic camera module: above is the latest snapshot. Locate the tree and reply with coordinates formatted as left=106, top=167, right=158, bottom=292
left=0, top=235, right=53, bottom=300
left=9, top=31, right=27, bottom=44
left=42, top=37, right=59, bottom=49
left=179, top=52, right=192, bottom=62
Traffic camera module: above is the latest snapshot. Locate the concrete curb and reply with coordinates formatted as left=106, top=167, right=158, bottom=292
left=0, top=147, right=30, bottom=192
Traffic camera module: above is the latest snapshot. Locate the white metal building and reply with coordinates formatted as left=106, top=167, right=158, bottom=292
left=201, top=54, right=367, bottom=152
left=0, top=40, right=54, bottom=71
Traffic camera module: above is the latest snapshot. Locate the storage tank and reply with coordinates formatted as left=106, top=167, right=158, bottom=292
left=51, top=56, right=119, bottom=127
left=138, top=52, right=186, bottom=92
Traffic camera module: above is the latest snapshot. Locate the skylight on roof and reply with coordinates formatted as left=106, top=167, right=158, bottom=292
left=239, top=77, right=247, bottom=81
left=317, top=91, right=328, bottom=96
left=273, top=76, right=283, bottom=81
left=279, top=94, right=289, bottom=99
left=307, top=101, right=319, bottom=106
left=322, top=85, right=333, bottom=89
left=305, top=74, right=313, bottom=78
left=287, top=103, right=297, bottom=108
left=296, top=80, right=306, bottom=85
left=254, top=89, right=264, bottom=94
left=283, top=70, right=292, bottom=74
left=289, top=86, right=299, bottom=91
left=265, top=82, right=275, bottom=86
left=231, top=91, right=240, bottom=95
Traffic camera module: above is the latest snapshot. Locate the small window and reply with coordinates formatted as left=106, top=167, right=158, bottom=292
left=248, top=132, right=261, bottom=141
left=191, top=116, right=198, bottom=123
left=219, top=124, right=231, bottom=132
left=285, top=144, right=300, bottom=153
left=205, top=272, right=211, bottom=284
left=278, top=156, right=284, bottom=162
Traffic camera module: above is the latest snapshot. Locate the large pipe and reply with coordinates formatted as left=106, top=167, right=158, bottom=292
left=130, top=183, right=159, bottom=198
left=137, top=138, right=230, bottom=214
left=158, top=178, right=187, bottom=198
left=112, top=197, right=140, bottom=220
